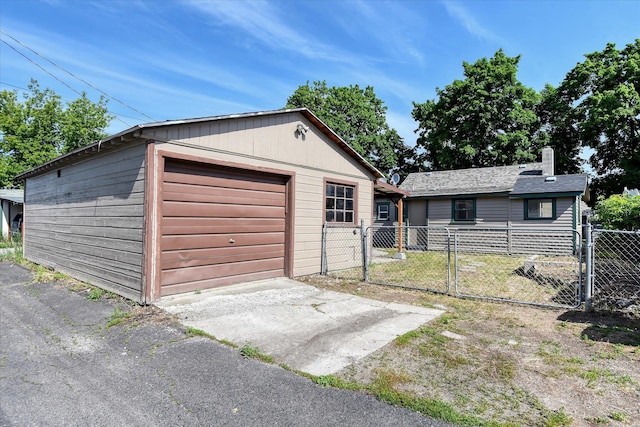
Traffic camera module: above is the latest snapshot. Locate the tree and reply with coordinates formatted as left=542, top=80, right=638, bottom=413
left=537, top=84, right=583, bottom=174
left=549, top=40, right=640, bottom=197
left=285, top=81, right=415, bottom=178
left=0, top=80, right=112, bottom=187
left=595, top=193, right=640, bottom=230
left=412, top=50, right=543, bottom=171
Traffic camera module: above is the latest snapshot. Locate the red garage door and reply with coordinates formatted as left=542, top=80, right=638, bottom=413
left=160, top=159, right=288, bottom=296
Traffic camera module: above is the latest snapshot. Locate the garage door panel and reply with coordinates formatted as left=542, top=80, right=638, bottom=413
left=164, top=181, right=285, bottom=200
left=161, top=258, right=285, bottom=286
left=162, top=232, right=284, bottom=251
left=162, top=201, right=285, bottom=219
left=162, top=245, right=284, bottom=269
left=161, top=269, right=284, bottom=296
left=162, top=191, right=284, bottom=208
left=164, top=171, right=285, bottom=193
left=162, top=218, right=285, bottom=235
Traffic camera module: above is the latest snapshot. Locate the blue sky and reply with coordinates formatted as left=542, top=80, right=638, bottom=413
left=1, top=0, right=639, bottom=148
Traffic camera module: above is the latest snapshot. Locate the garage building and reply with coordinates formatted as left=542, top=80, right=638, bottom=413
left=18, top=109, right=383, bottom=303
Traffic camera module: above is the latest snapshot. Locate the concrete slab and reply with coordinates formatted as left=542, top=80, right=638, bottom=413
left=156, top=278, right=444, bottom=376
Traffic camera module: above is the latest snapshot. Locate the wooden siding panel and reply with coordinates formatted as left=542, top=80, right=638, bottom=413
left=24, top=143, right=146, bottom=301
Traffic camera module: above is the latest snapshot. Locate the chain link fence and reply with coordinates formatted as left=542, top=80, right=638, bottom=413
left=592, top=230, right=640, bottom=315
left=366, top=226, right=450, bottom=293
left=454, top=228, right=582, bottom=308
left=321, top=223, right=639, bottom=313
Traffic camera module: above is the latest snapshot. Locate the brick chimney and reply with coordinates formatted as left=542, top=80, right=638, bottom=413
left=542, top=147, right=554, bottom=176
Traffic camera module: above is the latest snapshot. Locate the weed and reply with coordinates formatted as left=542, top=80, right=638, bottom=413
left=609, top=411, right=627, bottom=422
left=185, top=327, right=213, bottom=339
left=581, top=368, right=635, bottom=388
left=239, top=344, right=274, bottom=363
left=107, top=308, right=131, bottom=328
left=544, top=407, right=573, bottom=426
left=194, top=289, right=201, bottom=295
left=87, top=288, right=105, bottom=301
left=315, top=375, right=360, bottom=390
left=394, top=329, right=421, bottom=346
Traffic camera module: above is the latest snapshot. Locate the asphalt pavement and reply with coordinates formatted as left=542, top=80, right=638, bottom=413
left=0, top=262, right=452, bottom=426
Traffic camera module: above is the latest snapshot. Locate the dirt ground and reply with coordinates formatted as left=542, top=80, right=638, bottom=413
left=300, top=275, right=640, bottom=427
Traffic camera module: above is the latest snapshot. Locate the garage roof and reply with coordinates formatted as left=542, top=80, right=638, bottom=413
left=16, top=108, right=384, bottom=180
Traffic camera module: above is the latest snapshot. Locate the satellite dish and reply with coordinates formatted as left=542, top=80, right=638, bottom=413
left=391, top=173, right=400, bottom=185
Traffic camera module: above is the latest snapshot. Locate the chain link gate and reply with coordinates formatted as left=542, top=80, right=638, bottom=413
left=591, top=229, right=640, bottom=313
left=453, top=228, right=583, bottom=308
left=365, top=225, right=451, bottom=293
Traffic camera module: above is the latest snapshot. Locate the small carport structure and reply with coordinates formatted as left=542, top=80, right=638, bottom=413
left=17, top=109, right=384, bottom=303
left=0, top=189, right=24, bottom=239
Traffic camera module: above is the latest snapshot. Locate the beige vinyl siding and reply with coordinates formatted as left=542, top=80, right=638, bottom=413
left=145, top=112, right=374, bottom=278
left=24, top=143, right=146, bottom=301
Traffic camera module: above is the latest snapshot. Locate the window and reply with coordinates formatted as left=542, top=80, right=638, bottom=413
left=452, top=198, right=475, bottom=222
left=376, top=203, right=390, bottom=221
left=525, top=198, right=555, bottom=219
left=325, top=182, right=355, bottom=223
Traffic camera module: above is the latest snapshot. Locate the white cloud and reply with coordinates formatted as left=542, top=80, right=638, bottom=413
left=442, top=1, right=507, bottom=46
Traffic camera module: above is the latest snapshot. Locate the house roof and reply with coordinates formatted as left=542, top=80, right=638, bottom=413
left=0, top=189, right=24, bottom=204
left=399, top=163, right=545, bottom=198
left=510, top=174, right=589, bottom=197
left=17, top=108, right=384, bottom=180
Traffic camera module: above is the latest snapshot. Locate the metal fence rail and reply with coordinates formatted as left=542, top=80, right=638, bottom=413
left=454, top=228, right=582, bottom=308
left=366, top=226, right=450, bottom=294
left=592, top=230, right=640, bottom=314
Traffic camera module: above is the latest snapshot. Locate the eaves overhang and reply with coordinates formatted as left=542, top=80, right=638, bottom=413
left=16, top=108, right=385, bottom=181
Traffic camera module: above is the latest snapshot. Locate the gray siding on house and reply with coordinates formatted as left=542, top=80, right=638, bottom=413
left=404, top=196, right=578, bottom=254
left=24, top=143, right=146, bottom=301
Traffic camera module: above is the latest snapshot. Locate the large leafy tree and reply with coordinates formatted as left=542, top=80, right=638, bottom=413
left=537, top=84, right=583, bottom=174
left=548, top=40, right=640, bottom=197
left=412, top=50, right=543, bottom=171
left=0, top=80, right=112, bottom=187
left=285, top=80, right=415, bottom=178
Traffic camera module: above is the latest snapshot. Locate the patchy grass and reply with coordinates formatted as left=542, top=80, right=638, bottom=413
left=301, top=275, right=640, bottom=427
left=106, top=308, right=131, bottom=328
left=239, top=344, right=274, bottom=364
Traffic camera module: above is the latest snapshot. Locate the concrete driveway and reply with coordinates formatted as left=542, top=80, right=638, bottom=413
left=156, top=278, right=444, bottom=375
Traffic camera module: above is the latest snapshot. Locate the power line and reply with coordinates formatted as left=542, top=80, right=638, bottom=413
left=0, top=81, right=144, bottom=122
left=0, top=29, right=156, bottom=122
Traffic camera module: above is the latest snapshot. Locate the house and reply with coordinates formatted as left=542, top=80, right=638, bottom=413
left=0, top=189, right=24, bottom=239
left=398, top=147, right=589, bottom=253
left=17, top=108, right=384, bottom=303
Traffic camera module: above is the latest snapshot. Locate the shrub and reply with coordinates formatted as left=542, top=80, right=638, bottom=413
left=594, top=194, right=640, bottom=231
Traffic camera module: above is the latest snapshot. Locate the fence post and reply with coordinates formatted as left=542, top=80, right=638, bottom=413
left=584, top=222, right=593, bottom=312
left=321, top=222, right=327, bottom=275
left=361, top=219, right=368, bottom=281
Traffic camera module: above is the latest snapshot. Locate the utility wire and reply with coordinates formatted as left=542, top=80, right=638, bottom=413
left=0, top=40, right=132, bottom=127
left=0, top=81, right=145, bottom=122
left=0, top=29, right=156, bottom=122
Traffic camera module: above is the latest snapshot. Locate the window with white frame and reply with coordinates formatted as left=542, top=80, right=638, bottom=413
left=377, top=203, right=390, bottom=221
